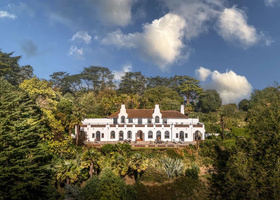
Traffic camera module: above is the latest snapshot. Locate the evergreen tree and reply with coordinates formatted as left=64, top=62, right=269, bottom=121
left=0, top=78, right=56, bottom=199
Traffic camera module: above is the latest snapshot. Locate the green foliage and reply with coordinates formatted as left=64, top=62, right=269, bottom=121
left=101, top=144, right=117, bottom=155
left=166, top=148, right=184, bottom=159
left=231, top=127, right=248, bottom=138
left=159, top=157, right=185, bottom=179
left=238, top=99, right=250, bottom=111
left=0, top=79, right=56, bottom=200
left=81, top=176, right=100, bottom=200
left=64, top=184, right=82, bottom=200
left=97, top=167, right=127, bottom=200
left=185, top=165, right=200, bottom=180
left=118, top=72, right=147, bottom=95
left=140, top=166, right=168, bottom=183
left=135, top=176, right=208, bottom=200
left=196, top=89, right=222, bottom=113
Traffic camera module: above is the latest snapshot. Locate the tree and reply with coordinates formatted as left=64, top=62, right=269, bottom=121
left=49, top=71, right=72, bottom=94
left=0, top=78, right=56, bottom=199
left=196, top=89, right=222, bottom=113
left=238, top=99, right=250, bottom=111
left=142, top=86, right=183, bottom=110
left=118, top=72, right=147, bottom=95
left=97, top=167, right=126, bottom=200
left=129, top=153, right=148, bottom=180
left=170, top=76, right=203, bottom=105
left=0, top=50, right=33, bottom=85
left=209, top=85, right=280, bottom=199
left=81, top=148, right=101, bottom=178
left=80, top=66, right=115, bottom=91
left=147, top=76, right=171, bottom=88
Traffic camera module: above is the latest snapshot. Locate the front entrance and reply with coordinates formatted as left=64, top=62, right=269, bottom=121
left=96, top=131, right=101, bottom=141
left=156, top=131, right=161, bottom=140
left=136, top=130, right=144, bottom=141
left=194, top=131, right=202, bottom=141
left=179, top=131, right=184, bottom=141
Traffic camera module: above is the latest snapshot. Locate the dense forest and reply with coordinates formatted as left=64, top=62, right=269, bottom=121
left=1, top=50, right=280, bottom=200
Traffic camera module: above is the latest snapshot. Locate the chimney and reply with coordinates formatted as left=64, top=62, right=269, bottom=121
left=180, top=105, right=185, bottom=115
left=120, top=104, right=126, bottom=112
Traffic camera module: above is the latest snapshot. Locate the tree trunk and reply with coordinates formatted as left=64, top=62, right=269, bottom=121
left=69, top=126, right=72, bottom=137
left=221, top=116, right=224, bottom=140
left=66, top=178, right=70, bottom=185
left=76, top=124, right=80, bottom=145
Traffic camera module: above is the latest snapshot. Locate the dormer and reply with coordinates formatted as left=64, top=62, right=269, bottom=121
left=118, top=104, right=128, bottom=124
left=152, top=104, right=162, bottom=124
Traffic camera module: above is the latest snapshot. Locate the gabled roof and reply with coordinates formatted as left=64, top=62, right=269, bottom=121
left=108, top=109, right=188, bottom=119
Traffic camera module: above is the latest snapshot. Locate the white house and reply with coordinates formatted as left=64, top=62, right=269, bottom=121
left=79, top=104, right=205, bottom=142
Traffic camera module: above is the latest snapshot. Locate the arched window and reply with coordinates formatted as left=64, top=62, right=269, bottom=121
left=156, top=131, right=161, bottom=139
left=119, top=131, right=124, bottom=141
left=155, top=116, right=160, bottom=123
left=127, top=131, right=132, bottom=139
left=121, top=116, right=125, bottom=123
left=165, top=131, right=170, bottom=139
left=148, top=131, right=153, bottom=139
left=110, top=131, right=115, bottom=139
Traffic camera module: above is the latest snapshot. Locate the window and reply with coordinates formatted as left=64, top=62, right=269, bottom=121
left=92, top=133, right=95, bottom=138
left=127, top=131, right=132, bottom=139
left=179, top=131, right=184, bottom=140
left=138, top=118, right=142, bottom=125
left=148, top=131, right=153, bottom=139
left=129, top=118, right=133, bottom=123
left=155, top=116, right=159, bottom=123
left=163, top=119, right=167, bottom=124
left=102, top=133, right=104, bottom=138
left=113, top=118, right=117, bottom=124
left=165, top=131, right=170, bottom=139
left=148, top=118, right=152, bottom=124
left=110, top=131, right=115, bottom=139
left=176, top=133, right=179, bottom=138
left=121, top=116, right=125, bottom=123
left=185, top=133, right=188, bottom=138
left=156, top=131, right=161, bottom=139
left=119, top=131, right=124, bottom=141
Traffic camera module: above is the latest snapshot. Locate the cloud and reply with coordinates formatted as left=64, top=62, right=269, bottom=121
left=71, top=31, right=92, bottom=44
left=196, top=67, right=252, bottom=104
left=93, top=0, right=135, bottom=26
left=161, top=0, right=224, bottom=40
left=21, top=40, right=38, bottom=58
left=264, top=0, right=280, bottom=6
left=68, top=45, right=84, bottom=59
left=0, top=10, right=16, bottom=19
left=113, top=64, right=132, bottom=82
left=195, top=67, right=211, bottom=81
left=217, top=6, right=271, bottom=48
left=102, top=13, right=187, bottom=70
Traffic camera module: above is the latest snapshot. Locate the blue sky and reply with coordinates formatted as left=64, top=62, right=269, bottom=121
left=0, top=0, right=280, bottom=104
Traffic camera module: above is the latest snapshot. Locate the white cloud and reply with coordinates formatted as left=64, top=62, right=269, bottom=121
left=195, top=67, right=211, bottom=81
left=217, top=6, right=271, bottom=48
left=102, top=13, right=187, bottom=70
left=68, top=45, right=84, bottom=59
left=196, top=67, right=252, bottom=104
left=101, top=29, right=138, bottom=48
left=161, top=0, right=224, bottom=40
left=71, top=31, right=92, bottom=44
left=113, top=64, right=132, bottom=82
left=264, top=0, right=280, bottom=6
left=0, top=10, right=16, bottom=19
left=94, top=0, right=134, bottom=26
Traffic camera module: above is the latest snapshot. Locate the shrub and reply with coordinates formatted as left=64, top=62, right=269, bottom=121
left=185, top=165, right=200, bottom=180
left=101, top=144, right=116, bottom=155
left=140, top=167, right=168, bottom=183
left=81, top=176, right=100, bottom=200
left=64, top=184, right=81, bottom=200
left=159, top=157, right=185, bottom=179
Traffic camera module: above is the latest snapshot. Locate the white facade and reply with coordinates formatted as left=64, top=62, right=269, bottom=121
left=80, top=104, right=205, bottom=142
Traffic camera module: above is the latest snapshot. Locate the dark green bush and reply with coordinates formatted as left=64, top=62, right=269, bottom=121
left=185, top=165, right=200, bottom=180
left=101, top=144, right=116, bottom=155
left=140, top=167, right=168, bottom=183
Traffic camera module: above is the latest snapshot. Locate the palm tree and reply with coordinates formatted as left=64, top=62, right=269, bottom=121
left=81, top=148, right=101, bottom=178
left=129, top=153, right=148, bottom=180
left=56, top=159, right=81, bottom=185
left=110, top=152, right=129, bottom=177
